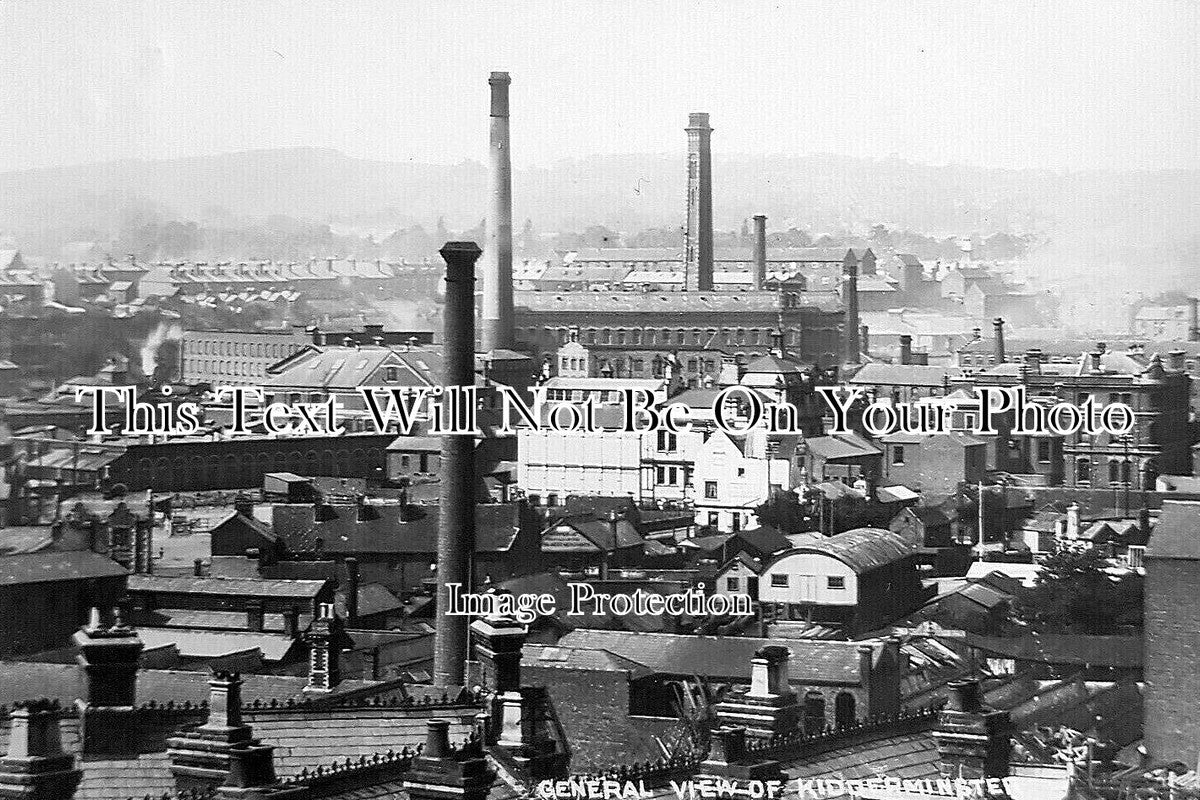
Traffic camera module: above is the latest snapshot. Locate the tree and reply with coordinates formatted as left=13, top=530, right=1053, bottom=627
left=1012, top=547, right=1143, bottom=634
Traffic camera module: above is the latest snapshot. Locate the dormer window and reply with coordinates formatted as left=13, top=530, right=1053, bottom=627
left=384, top=366, right=399, bottom=382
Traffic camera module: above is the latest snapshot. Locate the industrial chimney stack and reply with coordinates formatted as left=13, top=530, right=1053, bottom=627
left=751, top=215, right=767, bottom=291
left=433, top=241, right=481, bottom=688
left=843, top=256, right=861, bottom=365
left=992, top=317, right=1006, bottom=364
left=482, top=72, right=515, bottom=352
left=684, top=113, right=714, bottom=292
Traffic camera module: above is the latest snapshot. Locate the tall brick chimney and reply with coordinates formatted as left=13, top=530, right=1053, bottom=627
left=751, top=214, right=767, bottom=291
left=684, top=113, right=714, bottom=292
left=899, top=335, right=913, bottom=366
left=992, top=317, right=1006, bottom=364
left=434, top=242, right=481, bottom=687
left=482, top=72, right=515, bottom=352
left=843, top=253, right=861, bottom=364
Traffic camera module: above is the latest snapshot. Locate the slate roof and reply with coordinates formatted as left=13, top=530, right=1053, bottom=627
left=522, top=645, right=654, bottom=677
left=553, top=630, right=882, bottom=685
left=781, top=729, right=942, bottom=784
left=126, top=574, right=329, bottom=599
left=134, top=627, right=302, bottom=662
left=743, top=353, right=807, bottom=375
left=1147, top=500, right=1200, bottom=560
left=0, top=662, right=384, bottom=706
left=848, top=363, right=963, bottom=387
left=514, top=290, right=841, bottom=314
left=276, top=502, right=526, bottom=554
left=804, top=432, right=881, bottom=460
left=0, top=551, right=128, bottom=584
left=249, top=706, right=479, bottom=779
left=965, top=633, right=1142, bottom=669
left=731, top=526, right=794, bottom=557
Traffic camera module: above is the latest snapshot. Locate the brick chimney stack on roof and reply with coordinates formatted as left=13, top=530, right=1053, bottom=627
left=0, top=699, right=82, bottom=800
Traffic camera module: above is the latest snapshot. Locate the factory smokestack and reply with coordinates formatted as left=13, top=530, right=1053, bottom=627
left=1189, top=298, right=1199, bottom=342
left=843, top=254, right=861, bottom=364
left=433, top=241, right=480, bottom=687
left=482, top=72, right=514, bottom=352
left=992, top=317, right=1006, bottom=364
left=684, top=113, right=714, bottom=292
left=751, top=214, right=767, bottom=291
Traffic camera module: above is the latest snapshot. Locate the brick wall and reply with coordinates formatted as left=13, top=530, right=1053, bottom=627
left=1145, top=558, right=1200, bottom=762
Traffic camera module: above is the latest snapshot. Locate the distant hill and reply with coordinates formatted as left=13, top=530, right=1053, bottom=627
left=0, top=147, right=1196, bottom=269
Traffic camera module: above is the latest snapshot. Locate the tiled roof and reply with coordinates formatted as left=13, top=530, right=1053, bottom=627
left=0, top=551, right=128, bottom=584
left=553, top=630, right=882, bottom=685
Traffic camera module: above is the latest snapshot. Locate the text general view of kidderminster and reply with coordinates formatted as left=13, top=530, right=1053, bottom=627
left=0, top=3, right=1197, bottom=799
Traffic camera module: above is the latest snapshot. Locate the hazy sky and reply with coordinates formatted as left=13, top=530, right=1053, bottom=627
left=1, top=0, right=1197, bottom=173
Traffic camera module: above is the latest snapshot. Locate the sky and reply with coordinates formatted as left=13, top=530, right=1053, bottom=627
left=0, top=0, right=1197, bottom=174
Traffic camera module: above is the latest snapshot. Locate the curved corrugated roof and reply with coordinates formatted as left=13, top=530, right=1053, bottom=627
left=768, top=527, right=916, bottom=573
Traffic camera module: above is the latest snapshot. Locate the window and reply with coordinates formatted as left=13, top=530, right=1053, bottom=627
left=770, top=574, right=789, bottom=588
left=658, top=431, right=677, bottom=452
left=1037, top=439, right=1052, bottom=463
left=708, top=512, right=720, bottom=527
left=737, top=467, right=746, bottom=477
left=1076, top=458, right=1091, bottom=484
left=705, top=481, right=718, bottom=499
left=892, top=446, right=905, bottom=465
left=726, top=577, right=740, bottom=592
left=827, top=576, right=845, bottom=590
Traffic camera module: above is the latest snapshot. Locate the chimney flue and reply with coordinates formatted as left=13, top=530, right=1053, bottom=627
left=751, top=214, right=767, bottom=291
left=434, top=242, right=481, bottom=688
left=684, top=113, right=714, bottom=292
left=482, top=72, right=515, bottom=352
left=992, top=317, right=1006, bottom=364
left=899, top=335, right=913, bottom=365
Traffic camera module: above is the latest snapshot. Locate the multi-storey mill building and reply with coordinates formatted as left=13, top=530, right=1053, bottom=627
left=512, top=113, right=854, bottom=384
